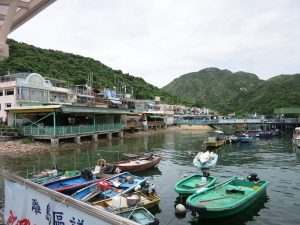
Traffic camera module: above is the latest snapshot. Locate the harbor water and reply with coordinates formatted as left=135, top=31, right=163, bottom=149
left=1, top=130, right=300, bottom=225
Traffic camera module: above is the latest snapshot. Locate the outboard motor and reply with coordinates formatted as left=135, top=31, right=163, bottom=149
left=202, top=170, right=210, bottom=177
left=247, top=173, right=260, bottom=182
left=81, top=169, right=93, bottom=180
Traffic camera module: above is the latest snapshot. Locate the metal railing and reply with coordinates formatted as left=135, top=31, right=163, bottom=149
left=174, top=118, right=299, bottom=125
left=22, top=123, right=122, bottom=136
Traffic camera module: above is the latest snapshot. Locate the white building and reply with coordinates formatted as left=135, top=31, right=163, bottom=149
left=0, top=72, right=77, bottom=121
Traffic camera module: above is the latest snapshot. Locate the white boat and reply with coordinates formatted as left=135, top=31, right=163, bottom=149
left=193, top=151, right=218, bottom=169
left=293, top=127, right=300, bottom=150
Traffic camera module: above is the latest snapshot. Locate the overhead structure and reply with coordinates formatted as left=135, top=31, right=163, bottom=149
left=0, top=0, right=56, bottom=60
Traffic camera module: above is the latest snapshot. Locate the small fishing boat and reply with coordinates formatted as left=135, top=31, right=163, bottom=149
left=239, top=136, right=253, bottom=143
left=31, top=170, right=78, bottom=184
left=116, top=207, right=159, bottom=225
left=203, top=137, right=225, bottom=148
left=193, top=151, right=218, bottom=169
left=258, top=131, right=273, bottom=138
left=111, top=154, right=161, bottom=173
left=42, top=169, right=99, bottom=195
left=71, top=172, right=147, bottom=202
left=293, top=127, right=300, bottom=150
left=174, top=174, right=217, bottom=197
left=186, top=174, right=269, bottom=218
left=92, top=191, right=160, bottom=213
left=225, top=135, right=239, bottom=144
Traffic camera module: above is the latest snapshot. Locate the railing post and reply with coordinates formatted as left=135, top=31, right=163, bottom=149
left=53, top=112, right=56, bottom=137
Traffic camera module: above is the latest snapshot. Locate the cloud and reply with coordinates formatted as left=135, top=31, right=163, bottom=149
left=9, top=0, right=300, bottom=87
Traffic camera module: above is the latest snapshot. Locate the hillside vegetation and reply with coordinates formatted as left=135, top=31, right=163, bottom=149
left=1, top=40, right=299, bottom=116
left=0, top=39, right=187, bottom=105
left=163, top=68, right=300, bottom=116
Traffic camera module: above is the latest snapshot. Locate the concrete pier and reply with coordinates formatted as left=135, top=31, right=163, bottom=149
left=106, top=133, right=112, bottom=140
left=74, top=136, right=81, bottom=144
left=118, top=131, right=124, bottom=138
left=92, top=134, right=98, bottom=142
left=51, top=138, right=59, bottom=147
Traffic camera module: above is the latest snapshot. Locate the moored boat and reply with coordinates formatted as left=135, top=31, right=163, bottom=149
left=42, top=169, right=99, bottom=195
left=174, top=174, right=217, bottom=197
left=203, top=137, right=225, bottom=148
left=111, top=154, right=161, bottom=173
left=239, top=135, right=253, bottom=143
left=92, top=191, right=160, bottom=212
left=116, top=207, right=159, bottom=225
left=186, top=175, right=269, bottom=218
left=225, top=135, right=239, bottom=144
left=71, top=172, right=147, bottom=202
left=31, top=170, right=79, bottom=184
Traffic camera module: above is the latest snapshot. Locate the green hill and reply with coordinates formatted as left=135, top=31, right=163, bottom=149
left=163, top=68, right=300, bottom=116
left=0, top=39, right=186, bottom=105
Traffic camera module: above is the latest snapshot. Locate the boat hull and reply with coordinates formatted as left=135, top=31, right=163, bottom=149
left=186, top=177, right=269, bottom=219
left=203, top=140, right=225, bottom=148
left=114, top=155, right=161, bottom=172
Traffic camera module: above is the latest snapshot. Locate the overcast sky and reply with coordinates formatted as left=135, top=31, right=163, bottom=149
left=9, top=0, right=300, bottom=88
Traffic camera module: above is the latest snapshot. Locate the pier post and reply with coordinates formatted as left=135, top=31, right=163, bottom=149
left=118, top=131, right=124, bottom=138
left=74, top=136, right=81, bottom=144
left=92, top=134, right=98, bottom=142
left=51, top=138, right=59, bottom=147
left=106, top=132, right=112, bottom=140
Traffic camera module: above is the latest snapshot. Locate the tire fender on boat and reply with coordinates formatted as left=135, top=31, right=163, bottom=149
left=97, top=159, right=107, bottom=168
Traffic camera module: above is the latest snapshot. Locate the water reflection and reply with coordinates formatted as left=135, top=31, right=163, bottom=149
left=1, top=132, right=300, bottom=225
left=190, top=194, right=269, bottom=225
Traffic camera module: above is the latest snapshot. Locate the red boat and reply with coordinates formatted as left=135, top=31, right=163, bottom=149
left=112, top=154, right=161, bottom=173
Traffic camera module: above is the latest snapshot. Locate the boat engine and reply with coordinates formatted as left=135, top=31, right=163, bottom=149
left=202, top=170, right=210, bottom=177
left=81, top=169, right=93, bottom=180
left=247, top=173, right=260, bottom=182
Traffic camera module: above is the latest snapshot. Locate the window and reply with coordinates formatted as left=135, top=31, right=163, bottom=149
left=0, top=90, right=3, bottom=96
left=5, top=103, right=11, bottom=108
left=5, top=89, right=14, bottom=96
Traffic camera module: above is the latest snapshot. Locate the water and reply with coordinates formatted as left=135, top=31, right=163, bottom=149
left=1, top=130, right=300, bottom=225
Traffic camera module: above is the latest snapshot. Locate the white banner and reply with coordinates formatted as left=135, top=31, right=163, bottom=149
left=4, top=178, right=137, bottom=225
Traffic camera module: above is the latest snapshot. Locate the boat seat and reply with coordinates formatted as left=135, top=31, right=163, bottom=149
left=225, top=185, right=245, bottom=194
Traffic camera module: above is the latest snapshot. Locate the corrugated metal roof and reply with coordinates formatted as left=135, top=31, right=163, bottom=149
left=61, top=105, right=129, bottom=115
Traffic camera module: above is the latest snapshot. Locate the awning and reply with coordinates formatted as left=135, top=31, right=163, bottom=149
left=5, top=105, right=62, bottom=113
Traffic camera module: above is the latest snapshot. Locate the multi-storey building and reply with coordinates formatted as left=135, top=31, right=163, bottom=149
left=0, top=72, right=77, bottom=121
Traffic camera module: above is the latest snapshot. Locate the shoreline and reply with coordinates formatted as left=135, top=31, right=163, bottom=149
left=0, top=125, right=213, bottom=158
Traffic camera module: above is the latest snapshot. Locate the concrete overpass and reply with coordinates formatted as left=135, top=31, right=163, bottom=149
left=0, top=0, right=56, bottom=60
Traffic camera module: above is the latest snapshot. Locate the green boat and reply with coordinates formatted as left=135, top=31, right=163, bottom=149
left=186, top=176, right=269, bottom=218
left=174, top=174, right=217, bottom=197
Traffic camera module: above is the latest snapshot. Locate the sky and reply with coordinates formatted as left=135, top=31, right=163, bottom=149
left=9, top=0, right=300, bottom=88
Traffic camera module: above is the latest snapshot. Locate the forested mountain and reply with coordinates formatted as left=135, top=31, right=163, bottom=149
left=1, top=40, right=299, bottom=116
left=163, top=68, right=300, bottom=116
left=0, top=39, right=187, bottom=105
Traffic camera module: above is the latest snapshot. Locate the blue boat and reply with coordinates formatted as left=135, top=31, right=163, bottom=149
left=239, top=136, right=253, bottom=143
left=71, top=172, right=147, bottom=202
left=42, top=169, right=98, bottom=195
